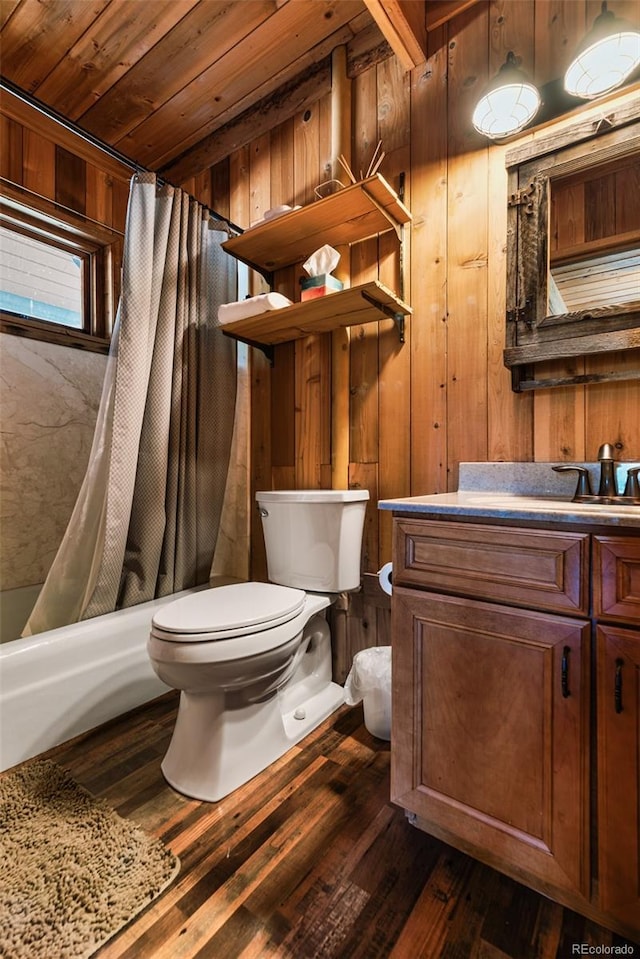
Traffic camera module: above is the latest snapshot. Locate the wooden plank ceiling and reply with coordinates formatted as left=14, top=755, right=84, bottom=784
left=0, top=0, right=476, bottom=183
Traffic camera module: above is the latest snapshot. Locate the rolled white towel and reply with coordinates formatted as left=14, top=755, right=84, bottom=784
left=218, top=292, right=293, bottom=325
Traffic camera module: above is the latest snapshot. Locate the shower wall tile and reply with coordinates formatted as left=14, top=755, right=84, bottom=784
left=0, top=334, right=106, bottom=591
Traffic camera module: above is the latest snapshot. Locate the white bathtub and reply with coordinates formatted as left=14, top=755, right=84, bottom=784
left=0, top=589, right=200, bottom=771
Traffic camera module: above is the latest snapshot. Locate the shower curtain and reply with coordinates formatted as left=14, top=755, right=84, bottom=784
left=23, top=173, right=238, bottom=635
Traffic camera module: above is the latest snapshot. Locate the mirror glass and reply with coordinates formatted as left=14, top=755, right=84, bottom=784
left=547, top=154, right=640, bottom=316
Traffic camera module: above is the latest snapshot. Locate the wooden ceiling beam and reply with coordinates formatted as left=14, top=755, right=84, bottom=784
left=362, top=1, right=481, bottom=70
left=362, top=0, right=427, bottom=71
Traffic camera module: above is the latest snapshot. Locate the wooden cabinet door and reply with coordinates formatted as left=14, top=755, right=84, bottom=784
left=593, top=536, right=640, bottom=625
left=392, top=587, right=591, bottom=900
left=597, top=624, right=640, bottom=935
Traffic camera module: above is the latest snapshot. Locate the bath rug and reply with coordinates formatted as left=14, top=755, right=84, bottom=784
left=0, top=759, right=180, bottom=958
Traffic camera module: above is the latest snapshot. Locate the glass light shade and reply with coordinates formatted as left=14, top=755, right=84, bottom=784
left=472, top=80, right=541, bottom=139
left=564, top=3, right=640, bottom=99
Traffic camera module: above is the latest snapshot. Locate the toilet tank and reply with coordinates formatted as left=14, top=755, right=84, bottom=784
left=256, top=489, right=369, bottom=592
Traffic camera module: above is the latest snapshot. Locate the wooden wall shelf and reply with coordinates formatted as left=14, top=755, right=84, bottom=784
left=221, top=174, right=412, bottom=277
left=221, top=281, right=412, bottom=361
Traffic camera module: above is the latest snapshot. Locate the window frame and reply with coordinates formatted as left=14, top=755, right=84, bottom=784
left=0, top=183, right=122, bottom=354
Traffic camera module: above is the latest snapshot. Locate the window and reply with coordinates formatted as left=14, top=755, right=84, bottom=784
left=0, top=186, right=122, bottom=353
left=1, top=225, right=86, bottom=328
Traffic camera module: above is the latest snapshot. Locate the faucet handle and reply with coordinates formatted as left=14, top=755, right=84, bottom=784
left=552, top=465, right=594, bottom=501
left=623, top=467, right=640, bottom=499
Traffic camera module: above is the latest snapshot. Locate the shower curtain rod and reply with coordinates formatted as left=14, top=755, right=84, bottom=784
left=0, top=75, right=244, bottom=236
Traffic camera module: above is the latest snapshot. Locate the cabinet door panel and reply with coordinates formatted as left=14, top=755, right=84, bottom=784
left=392, top=587, right=590, bottom=899
left=597, top=624, right=640, bottom=934
left=394, top=520, right=588, bottom=615
left=593, top=536, right=640, bottom=625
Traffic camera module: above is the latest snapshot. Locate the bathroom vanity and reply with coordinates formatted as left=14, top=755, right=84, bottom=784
left=379, top=464, right=640, bottom=941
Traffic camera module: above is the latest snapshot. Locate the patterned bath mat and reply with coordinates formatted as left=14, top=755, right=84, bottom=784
left=0, top=759, right=180, bottom=958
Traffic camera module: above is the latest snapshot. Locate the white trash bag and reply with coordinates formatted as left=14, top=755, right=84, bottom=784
left=344, top=646, right=391, bottom=740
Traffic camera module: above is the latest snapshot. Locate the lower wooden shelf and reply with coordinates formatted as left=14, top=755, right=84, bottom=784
left=220, top=280, right=411, bottom=358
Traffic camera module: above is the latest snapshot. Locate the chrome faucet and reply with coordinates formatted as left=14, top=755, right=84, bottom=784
left=552, top=443, right=640, bottom=505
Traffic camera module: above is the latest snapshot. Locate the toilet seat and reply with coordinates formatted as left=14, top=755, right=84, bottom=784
left=150, top=581, right=306, bottom=642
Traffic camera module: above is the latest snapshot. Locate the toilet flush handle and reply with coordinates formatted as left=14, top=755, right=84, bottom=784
left=257, top=506, right=269, bottom=517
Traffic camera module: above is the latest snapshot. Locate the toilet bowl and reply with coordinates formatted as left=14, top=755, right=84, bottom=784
left=147, top=489, right=369, bottom=802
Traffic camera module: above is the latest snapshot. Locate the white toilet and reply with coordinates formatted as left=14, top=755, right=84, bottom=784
left=147, top=488, right=369, bottom=802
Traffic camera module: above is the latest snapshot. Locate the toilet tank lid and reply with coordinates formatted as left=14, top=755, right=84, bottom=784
left=256, top=489, right=369, bottom=503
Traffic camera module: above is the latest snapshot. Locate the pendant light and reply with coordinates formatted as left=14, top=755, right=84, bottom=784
left=564, top=1, right=640, bottom=99
left=472, top=52, right=541, bottom=140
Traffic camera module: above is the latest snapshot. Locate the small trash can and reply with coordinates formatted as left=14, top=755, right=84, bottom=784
left=344, top=646, right=391, bottom=740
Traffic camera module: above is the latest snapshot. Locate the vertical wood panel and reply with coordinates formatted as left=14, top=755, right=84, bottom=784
left=229, top=144, right=269, bottom=581
left=376, top=57, right=411, bottom=540
left=350, top=68, right=380, bottom=482
left=111, top=176, right=130, bottom=234
left=248, top=132, right=271, bottom=229
left=328, top=50, right=351, bottom=492
left=533, top=0, right=586, bottom=84
left=554, top=181, right=586, bottom=249
left=487, top=0, right=534, bottom=462
left=85, top=165, right=114, bottom=228
left=0, top=114, right=23, bottom=182
left=268, top=121, right=296, bottom=476
left=211, top=158, right=230, bottom=217
left=350, top=462, right=379, bottom=574
left=349, top=302, right=380, bottom=466
left=376, top=55, right=411, bottom=566
left=270, top=118, right=295, bottom=207
left=293, top=99, right=331, bottom=489
left=446, top=4, right=490, bottom=490
left=23, top=129, right=55, bottom=198
left=55, top=146, right=87, bottom=215
left=193, top=170, right=212, bottom=210
left=584, top=356, right=640, bottom=457
left=293, top=100, right=322, bottom=209
left=589, top=0, right=639, bottom=22
left=581, top=157, right=640, bottom=431
left=533, top=384, right=587, bottom=461
left=615, top=162, right=640, bottom=233
left=585, top=173, right=615, bottom=241
left=531, top=0, right=587, bottom=448
left=410, top=30, right=448, bottom=495
left=295, top=334, right=328, bottom=489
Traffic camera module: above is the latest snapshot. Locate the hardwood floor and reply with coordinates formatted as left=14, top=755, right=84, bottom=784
left=32, top=693, right=638, bottom=959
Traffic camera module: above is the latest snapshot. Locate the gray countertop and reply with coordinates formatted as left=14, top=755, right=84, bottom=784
left=378, top=462, right=640, bottom=528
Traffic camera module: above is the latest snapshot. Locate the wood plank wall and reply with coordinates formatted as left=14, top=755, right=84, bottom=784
left=0, top=96, right=131, bottom=234
left=181, top=0, right=640, bottom=671
left=0, top=91, right=131, bottom=327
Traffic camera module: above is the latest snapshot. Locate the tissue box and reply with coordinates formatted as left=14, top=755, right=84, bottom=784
left=300, top=273, right=343, bottom=301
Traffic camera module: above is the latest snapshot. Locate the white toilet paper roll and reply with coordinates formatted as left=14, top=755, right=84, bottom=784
left=378, top=562, right=393, bottom=596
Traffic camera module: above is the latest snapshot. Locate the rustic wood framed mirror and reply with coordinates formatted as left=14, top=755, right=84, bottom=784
left=503, top=99, right=640, bottom=392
